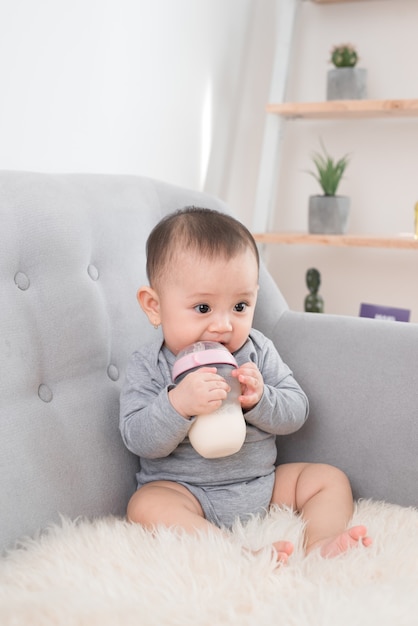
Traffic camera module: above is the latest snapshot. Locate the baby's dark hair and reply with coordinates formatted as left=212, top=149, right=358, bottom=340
left=146, top=207, right=259, bottom=287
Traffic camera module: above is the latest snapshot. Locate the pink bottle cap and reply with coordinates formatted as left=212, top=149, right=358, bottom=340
left=172, top=342, right=237, bottom=382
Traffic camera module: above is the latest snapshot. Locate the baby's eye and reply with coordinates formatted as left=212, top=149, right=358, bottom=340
left=195, top=304, right=211, bottom=314
left=234, top=302, right=247, bottom=313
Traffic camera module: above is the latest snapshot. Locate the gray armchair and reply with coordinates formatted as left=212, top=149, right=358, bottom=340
left=1, top=170, right=417, bottom=553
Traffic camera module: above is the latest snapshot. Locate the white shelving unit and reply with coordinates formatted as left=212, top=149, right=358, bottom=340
left=253, top=0, right=418, bottom=255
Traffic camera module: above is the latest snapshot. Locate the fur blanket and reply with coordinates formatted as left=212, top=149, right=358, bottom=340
left=1, top=500, right=418, bottom=625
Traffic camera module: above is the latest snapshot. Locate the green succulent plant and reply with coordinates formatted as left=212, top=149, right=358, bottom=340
left=308, top=142, right=350, bottom=197
left=330, top=44, right=358, bottom=68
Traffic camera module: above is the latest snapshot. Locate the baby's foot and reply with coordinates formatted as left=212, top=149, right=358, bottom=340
left=316, top=525, right=372, bottom=558
left=244, top=540, right=294, bottom=566
left=272, top=540, right=294, bottom=564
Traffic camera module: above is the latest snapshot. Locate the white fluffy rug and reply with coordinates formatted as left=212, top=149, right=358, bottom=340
left=1, top=499, right=418, bottom=625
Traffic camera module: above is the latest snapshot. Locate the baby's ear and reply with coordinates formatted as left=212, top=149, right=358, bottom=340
left=137, top=286, right=161, bottom=327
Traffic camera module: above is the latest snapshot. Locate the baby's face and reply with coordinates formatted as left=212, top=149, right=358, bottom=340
left=157, top=247, right=259, bottom=355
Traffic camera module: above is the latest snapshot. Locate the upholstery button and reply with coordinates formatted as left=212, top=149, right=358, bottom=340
left=107, top=364, right=119, bottom=381
left=14, top=272, right=30, bottom=290
left=87, top=264, right=99, bottom=281
left=38, top=384, right=53, bottom=403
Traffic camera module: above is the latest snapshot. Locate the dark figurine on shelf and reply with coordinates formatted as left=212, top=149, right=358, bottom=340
left=304, top=268, right=324, bottom=313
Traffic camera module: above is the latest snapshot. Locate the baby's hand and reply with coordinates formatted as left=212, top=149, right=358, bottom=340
left=232, top=362, right=264, bottom=410
left=169, top=367, right=230, bottom=419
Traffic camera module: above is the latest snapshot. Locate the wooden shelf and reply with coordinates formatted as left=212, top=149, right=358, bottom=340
left=253, top=232, right=418, bottom=250
left=266, top=99, right=418, bottom=120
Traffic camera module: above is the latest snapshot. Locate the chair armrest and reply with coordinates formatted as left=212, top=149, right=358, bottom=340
left=270, top=311, right=418, bottom=507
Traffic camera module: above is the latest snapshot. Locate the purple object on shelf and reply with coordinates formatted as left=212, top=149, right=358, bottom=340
left=359, top=303, right=410, bottom=323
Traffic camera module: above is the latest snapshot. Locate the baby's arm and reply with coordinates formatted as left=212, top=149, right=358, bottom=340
left=236, top=336, right=309, bottom=435
left=246, top=374, right=308, bottom=435
left=119, top=350, right=191, bottom=459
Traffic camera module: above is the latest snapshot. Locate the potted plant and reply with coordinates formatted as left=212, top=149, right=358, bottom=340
left=326, top=43, right=367, bottom=100
left=307, top=142, right=350, bottom=234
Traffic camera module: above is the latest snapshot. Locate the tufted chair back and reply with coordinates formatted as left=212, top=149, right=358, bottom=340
left=0, top=171, right=289, bottom=551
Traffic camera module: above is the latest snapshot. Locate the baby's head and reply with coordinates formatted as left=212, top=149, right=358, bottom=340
left=139, top=207, right=260, bottom=354
left=145, top=206, right=259, bottom=289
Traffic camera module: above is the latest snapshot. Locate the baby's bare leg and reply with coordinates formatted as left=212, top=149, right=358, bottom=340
left=127, top=480, right=212, bottom=533
left=127, top=480, right=292, bottom=564
left=271, top=462, right=372, bottom=557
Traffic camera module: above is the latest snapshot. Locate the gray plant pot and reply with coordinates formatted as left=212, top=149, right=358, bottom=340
left=308, top=195, right=350, bottom=235
left=326, top=67, right=367, bottom=100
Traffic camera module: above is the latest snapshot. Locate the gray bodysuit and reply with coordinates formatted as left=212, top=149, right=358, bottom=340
left=119, top=328, right=308, bottom=528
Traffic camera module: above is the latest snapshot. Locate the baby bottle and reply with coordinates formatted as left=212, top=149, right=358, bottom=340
left=172, top=341, right=246, bottom=459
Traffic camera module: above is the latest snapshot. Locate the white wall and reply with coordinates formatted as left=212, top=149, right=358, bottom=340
left=1, top=0, right=417, bottom=322
left=264, top=0, right=418, bottom=322
left=0, top=0, right=274, bottom=209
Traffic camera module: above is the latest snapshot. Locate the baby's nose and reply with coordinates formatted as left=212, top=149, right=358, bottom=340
left=209, top=314, right=233, bottom=332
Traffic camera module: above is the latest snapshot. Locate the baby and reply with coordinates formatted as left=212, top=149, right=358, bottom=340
left=119, top=207, right=371, bottom=562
